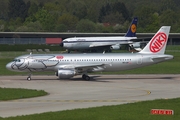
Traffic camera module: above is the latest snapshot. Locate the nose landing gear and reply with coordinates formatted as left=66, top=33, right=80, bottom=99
left=27, top=73, right=31, bottom=81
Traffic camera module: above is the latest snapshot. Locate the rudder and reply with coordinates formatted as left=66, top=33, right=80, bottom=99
left=125, top=17, right=138, bottom=37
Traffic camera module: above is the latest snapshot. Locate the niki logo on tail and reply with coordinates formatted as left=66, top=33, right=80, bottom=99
left=150, top=32, right=167, bottom=53
left=140, top=26, right=170, bottom=54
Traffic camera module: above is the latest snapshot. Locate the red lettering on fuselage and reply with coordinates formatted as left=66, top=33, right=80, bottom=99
left=56, top=56, right=64, bottom=59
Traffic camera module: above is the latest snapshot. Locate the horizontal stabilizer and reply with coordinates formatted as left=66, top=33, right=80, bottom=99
left=151, top=55, right=173, bottom=62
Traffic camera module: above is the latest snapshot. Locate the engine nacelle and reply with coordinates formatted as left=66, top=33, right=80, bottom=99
left=130, top=42, right=142, bottom=51
left=57, top=69, right=75, bottom=79
left=132, top=42, right=140, bottom=48
left=110, top=44, right=121, bottom=50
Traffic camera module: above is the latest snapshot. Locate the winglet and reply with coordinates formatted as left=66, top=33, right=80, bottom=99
left=139, top=26, right=171, bottom=54
left=125, top=17, right=138, bottom=37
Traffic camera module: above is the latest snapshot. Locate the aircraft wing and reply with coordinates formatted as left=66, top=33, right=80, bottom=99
left=60, top=63, right=108, bottom=72
left=89, top=43, right=114, bottom=48
left=75, top=63, right=105, bottom=68
left=130, top=38, right=150, bottom=43
left=89, top=41, right=133, bottom=48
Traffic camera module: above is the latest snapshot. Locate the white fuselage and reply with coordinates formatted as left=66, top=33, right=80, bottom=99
left=62, top=36, right=137, bottom=49
left=6, top=53, right=173, bottom=74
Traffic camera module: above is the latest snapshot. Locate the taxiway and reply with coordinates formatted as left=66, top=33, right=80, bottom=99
left=0, top=74, right=179, bottom=117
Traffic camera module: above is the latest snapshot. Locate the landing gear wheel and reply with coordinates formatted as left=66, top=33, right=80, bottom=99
left=27, top=77, right=31, bottom=81
left=27, top=73, right=31, bottom=81
left=85, top=76, right=90, bottom=81
left=82, top=74, right=86, bottom=79
left=82, top=74, right=90, bottom=81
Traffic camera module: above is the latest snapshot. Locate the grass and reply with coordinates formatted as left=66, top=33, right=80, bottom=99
left=1, top=97, right=180, bottom=120
left=0, top=88, right=48, bottom=101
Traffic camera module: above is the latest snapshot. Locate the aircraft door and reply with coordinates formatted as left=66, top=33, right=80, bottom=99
left=136, top=55, right=142, bottom=64
left=27, top=55, right=34, bottom=66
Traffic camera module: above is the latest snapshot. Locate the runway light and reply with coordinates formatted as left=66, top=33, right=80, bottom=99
left=151, top=109, right=174, bottom=115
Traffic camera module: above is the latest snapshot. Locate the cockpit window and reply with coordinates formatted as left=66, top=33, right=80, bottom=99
left=13, top=59, right=21, bottom=62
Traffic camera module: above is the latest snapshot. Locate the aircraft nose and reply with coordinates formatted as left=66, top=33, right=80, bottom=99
left=6, top=62, right=12, bottom=71
left=60, top=42, right=64, bottom=47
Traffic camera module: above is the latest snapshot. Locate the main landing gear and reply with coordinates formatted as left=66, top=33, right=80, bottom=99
left=27, top=73, right=31, bottom=81
left=82, top=74, right=90, bottom=80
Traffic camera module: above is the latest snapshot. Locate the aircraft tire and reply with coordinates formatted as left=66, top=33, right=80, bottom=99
left=82, top=74, right=86, bottom=80
left=82, top=74, right=90, bottom=80
left=27, top=77, right=31, bottom=81
left=85, top=76, right=90, bottom=81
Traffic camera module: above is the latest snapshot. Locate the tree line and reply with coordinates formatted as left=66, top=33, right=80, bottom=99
left=0, top=0, right=180, bottom=33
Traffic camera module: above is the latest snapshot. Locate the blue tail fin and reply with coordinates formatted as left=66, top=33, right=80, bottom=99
left=125, top=17, right=138, bottom=37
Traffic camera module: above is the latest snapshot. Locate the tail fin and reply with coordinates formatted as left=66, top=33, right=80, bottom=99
left=139, top=26, right=171, bottom=54
left=125, top=17, right=138, bottom=37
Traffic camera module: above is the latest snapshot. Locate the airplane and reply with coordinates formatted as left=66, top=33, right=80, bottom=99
left=60, top=17, right=140, bottom=53
left=6, top=26, right=173, bottom=81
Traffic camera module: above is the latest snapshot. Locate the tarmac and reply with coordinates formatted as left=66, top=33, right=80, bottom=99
left=0, top=74, right=179, bottom=118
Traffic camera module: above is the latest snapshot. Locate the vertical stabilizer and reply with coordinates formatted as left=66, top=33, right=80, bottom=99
left=125, top=17, right=138, bottom=37
left=139, top=26, right=171, bottom=54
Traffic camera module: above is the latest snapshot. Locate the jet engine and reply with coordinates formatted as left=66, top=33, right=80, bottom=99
left=132, top=42, right=141, bottom=48
left=110, top=44, right=120, bottom=50
left=56, top=69, right=76, bottom=79
left=129, top=42, right=142, bottom=51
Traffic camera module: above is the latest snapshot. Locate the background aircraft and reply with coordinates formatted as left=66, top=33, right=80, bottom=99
left=60, top=17, right=140, bottom=53
left=6, top=26, right=173, bottom=81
